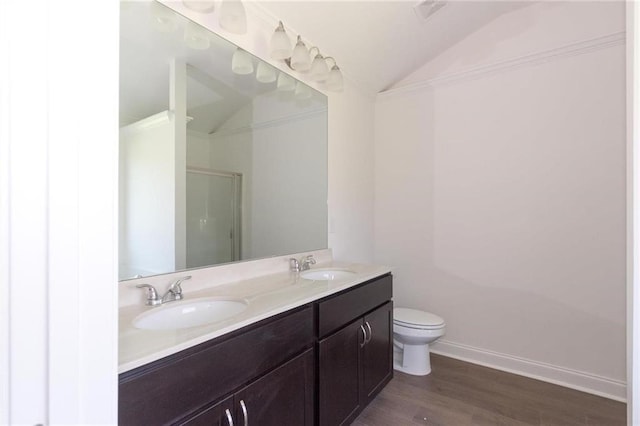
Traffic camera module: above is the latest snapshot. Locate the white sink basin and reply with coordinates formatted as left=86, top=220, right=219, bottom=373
left=133, top=297, right=248, bottom=330
left=300, top=269, right=356, bottom=281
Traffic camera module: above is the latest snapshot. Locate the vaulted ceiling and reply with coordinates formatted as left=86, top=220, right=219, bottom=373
left=257, top=1, right=531, bottom=94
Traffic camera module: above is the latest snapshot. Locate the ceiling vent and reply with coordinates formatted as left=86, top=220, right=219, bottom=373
left=413, top=0, right=447, bottom=22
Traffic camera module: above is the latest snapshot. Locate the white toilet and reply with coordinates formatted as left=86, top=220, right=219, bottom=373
left=393, top=308, right=445, bottom=376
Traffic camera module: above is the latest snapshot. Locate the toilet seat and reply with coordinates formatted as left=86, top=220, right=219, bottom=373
left=394, top=308, right=445, bottom=330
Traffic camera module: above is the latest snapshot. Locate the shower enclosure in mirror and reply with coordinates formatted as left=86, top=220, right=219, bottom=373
left=186, top=169, right=242, bottom=267
left=119, top=1, right=328, bottom=280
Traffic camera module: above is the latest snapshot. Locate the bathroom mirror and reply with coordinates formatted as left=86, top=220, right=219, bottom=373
left=119, top=1, right=328, bottom=280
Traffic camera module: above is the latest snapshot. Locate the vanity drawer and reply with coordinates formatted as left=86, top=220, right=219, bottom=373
left=317, top=274, right=392, bottom=339
left=119, top=305, right=314, bottom=426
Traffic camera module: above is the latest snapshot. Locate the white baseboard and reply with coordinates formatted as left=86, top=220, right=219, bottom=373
left=430, top=340, right=626, bottom=402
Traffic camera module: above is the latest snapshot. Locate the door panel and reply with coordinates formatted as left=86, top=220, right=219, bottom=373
left=362, top=302, right=393, bottom=402
left=318, top=319, right=364, bottom=426
left=234, top=349, right=314, bottom=426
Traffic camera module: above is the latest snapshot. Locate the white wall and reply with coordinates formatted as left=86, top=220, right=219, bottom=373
left=251, top=112, right=328, bottom=257
left=208, top=129, right=255, bottom=258
left=2, top=0, right=119, bottom=423
left=375, top=2, right=627, bottom=400
left=193, top=97, right=328, bottom=261
left=187, top=129, right=212, bottom=169
left=328, top=84, right=376, bottom=263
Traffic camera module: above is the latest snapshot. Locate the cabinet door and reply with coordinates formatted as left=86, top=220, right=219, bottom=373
left=362, top=301, right=393, bottom=403
left=234, top=349, right=314, bottom=426
left=318, top=319, right=365, bottom=426
left=177, top=396, right=234, bottom=426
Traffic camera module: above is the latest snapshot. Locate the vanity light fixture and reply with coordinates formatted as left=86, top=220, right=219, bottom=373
left=256, top=61, right=277, bottom=83
left=231, top=48, right=254, bottom=75
left=182, top=1, right=215, bottom=13
left=270, top=21, right=292, bottom=60
left=219, top=0, right=247, bottom=35
left=290, top=36, right=311, bottom=72
left=268, top=22, right=344, bottom=92
left=325, top=58, right=344, bottom=92
left=308, top=48, right=330, bottom=82
left=184, top=21, right=211, bottom=50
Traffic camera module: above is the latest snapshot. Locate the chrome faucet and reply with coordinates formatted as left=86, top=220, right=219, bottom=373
left=136, top=275, right=192, bottom=306
left=289, top=258, right=301, bottom=273
left=300, top=255, right=316, bottom=271
left=161, top=276, right=191, bottom=303
left=290, top=255, right=316, bottom=273
left=136, top=283, right=162, bottom=306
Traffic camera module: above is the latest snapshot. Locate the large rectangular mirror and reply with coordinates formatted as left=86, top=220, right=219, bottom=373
left=119, top=1, right=328, bottom=280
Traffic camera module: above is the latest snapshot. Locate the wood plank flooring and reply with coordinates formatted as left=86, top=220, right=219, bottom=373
left=352, top=354, right=626, bottom=426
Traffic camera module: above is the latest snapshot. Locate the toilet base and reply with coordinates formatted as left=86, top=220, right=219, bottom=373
left=393, top=343, right=432, bottom=376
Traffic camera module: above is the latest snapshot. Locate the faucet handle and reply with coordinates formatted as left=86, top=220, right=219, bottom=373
left=289, top=258, right=300, bottom=272
left=299, top=254, right=316, bottom=271
left=170, top=276, right=192, bottom=296
left=136, top=284, right=160, bottom=306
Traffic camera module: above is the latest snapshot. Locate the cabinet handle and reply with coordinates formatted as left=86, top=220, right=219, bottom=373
left=360, top=324, right=367, bottom=347
left=225, top=408, right=234, bottom=426
left=240, top=399, right=248, bottom=426
left=365, top=321, right=373, bottom=344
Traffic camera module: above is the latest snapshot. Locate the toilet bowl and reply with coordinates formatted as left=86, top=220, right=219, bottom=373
left=393, top=308, right=445, bottom=376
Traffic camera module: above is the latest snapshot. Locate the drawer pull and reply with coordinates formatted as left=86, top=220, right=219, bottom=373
left=365, top=321, right=373, bottom=344
left=360, top=324, right=367, bottom=347
left=240, top=399, right=248, bottom=426
left=225, top=408, right=234, bottom=426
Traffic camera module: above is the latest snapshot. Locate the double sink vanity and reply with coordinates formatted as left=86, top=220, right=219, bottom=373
left=119, top=253, right=393, bottom=425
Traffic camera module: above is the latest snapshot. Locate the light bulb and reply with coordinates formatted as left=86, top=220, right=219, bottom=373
left=232, top=48, right=254, bottom=75
left=326, top=65, right=344, bottom=92
left=290, top=36, right=311, bottom=72
left=270, top=21, right=292, bottom=60
left=277, top=72, right=296, bottom=91
left=309, top=53, right=329, bottom=82
left=256, top=62, right=276, bottom=83
left=182, top=1, right=215, bottom=13
left=219, top=0, right=247, bottom=34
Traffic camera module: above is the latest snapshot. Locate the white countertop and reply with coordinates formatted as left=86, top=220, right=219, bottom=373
left=119, top=261, right=392, bottom=373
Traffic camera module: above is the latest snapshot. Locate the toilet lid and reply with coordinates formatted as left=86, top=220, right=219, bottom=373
left=394, top=308, right=445, bottom=328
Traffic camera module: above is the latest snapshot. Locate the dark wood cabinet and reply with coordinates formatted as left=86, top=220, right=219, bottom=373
left=362, top=302, right=393, bottom=402
left=119, top=273, right=393, bottom=426
left=318, top=302, right=393, bottom=426
left=235, top=348, right=314, bottom=426
left=317, top=277, right=393, bottom=426
left=180, top=349, right=314, bottom=426
left=318, top=320, right=363, bottom=426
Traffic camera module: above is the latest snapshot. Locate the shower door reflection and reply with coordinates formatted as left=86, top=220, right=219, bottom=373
left=186, top=169, right=241, bottom=268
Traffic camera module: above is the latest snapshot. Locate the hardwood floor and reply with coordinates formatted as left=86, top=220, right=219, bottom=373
left=352, top=354, right=626, bottom=426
